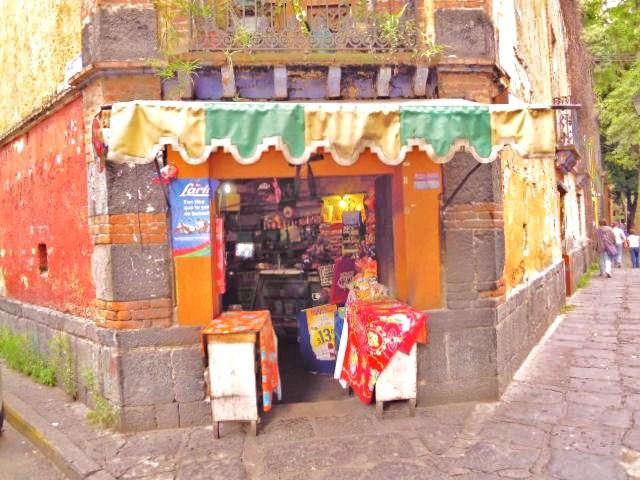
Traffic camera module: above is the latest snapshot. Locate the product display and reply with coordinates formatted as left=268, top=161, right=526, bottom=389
left=221, top=178, right=377, bottom=335
left=213, top=175, right=419, bottom=411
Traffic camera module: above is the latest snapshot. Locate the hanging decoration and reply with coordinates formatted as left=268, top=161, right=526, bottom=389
left=153, top=163, right=179, bottom=185
left=91, top=114, right=108, bottom=171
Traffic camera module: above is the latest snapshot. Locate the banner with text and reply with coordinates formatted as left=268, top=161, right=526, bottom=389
left=169, top=178, right=219, bottom=257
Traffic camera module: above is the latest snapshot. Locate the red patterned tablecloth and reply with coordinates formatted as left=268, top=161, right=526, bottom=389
left=202, top=310, right=281, bottom=412
left=339, top=299, right=428, bottom=404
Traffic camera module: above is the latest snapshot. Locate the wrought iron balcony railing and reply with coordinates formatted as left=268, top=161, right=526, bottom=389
left=553, top=96, right=577, bottom=148
left=188, top=0, right=420, bottom=52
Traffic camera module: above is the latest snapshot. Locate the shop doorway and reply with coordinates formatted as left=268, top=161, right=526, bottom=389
left=218, top=174, right=394, bottom=404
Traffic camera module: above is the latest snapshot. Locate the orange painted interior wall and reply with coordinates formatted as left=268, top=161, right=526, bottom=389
left=169, top=148, right=442, bottom=326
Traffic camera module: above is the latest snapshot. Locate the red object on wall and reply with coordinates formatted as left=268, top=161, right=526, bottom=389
left=215, top=217, right=226, bottom=294
left=0, top=97, right=95, bottom=315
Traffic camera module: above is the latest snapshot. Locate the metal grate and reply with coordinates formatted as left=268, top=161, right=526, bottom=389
left=189, top=0, right=419, bottom=51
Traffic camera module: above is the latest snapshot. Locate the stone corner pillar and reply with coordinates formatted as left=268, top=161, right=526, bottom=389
left=419, top=152, right=504, bottom=405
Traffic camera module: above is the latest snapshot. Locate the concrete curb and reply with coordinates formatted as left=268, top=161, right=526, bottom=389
left=5, top=391, right=116, bottom=480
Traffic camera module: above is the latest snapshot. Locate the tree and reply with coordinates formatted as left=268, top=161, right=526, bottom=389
left=583, top=0, right=640, bottom=227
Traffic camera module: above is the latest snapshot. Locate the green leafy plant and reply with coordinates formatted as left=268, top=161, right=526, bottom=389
left=583, top=0, right=640, bottom=228
left=292, top=0, right=311, bottom=35
left=560, top=304, right=576, bottom=314
left=81, top=368, right=119, bottom=429
left=354, top=0, right=368, bottom=21
left=378, top=4, right=408, bottom=50
left=49, top=334, right=77, bottom=399
left=576, top=261, right=600, bottom=289
left=154, top=0, right=212, bottom=95
left=233, top=24, right=254, bottom=49
left=0, top=328, right=56, bottom=386
left=412, top=32, right=445, bottom=63
left=153, top=58, right=202, bottom=82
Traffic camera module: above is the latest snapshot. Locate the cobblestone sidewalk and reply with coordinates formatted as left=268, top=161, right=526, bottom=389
left=4, top=267, right=640, bottom=479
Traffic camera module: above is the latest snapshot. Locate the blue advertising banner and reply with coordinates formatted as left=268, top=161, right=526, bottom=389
left=169, top=178, right=219, bottom=257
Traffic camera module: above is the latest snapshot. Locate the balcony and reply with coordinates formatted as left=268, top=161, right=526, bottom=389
left=554, top=96, right=582, bottom=174
left=554, top=96, right=577, bottom=148
left=187, top=0, right=421, bottom=52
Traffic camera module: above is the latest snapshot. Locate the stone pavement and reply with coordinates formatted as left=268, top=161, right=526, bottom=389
left=4, top=267, right=640, bottom=479
left=0, top=423, right=65, bottom=480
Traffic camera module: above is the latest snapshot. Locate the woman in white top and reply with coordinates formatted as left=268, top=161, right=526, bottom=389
left=613, top=222, right=627, bottom=267
left=628, top=229, right=640, bottom=268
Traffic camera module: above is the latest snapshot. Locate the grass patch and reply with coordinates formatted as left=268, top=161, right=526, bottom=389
left=576, top=260, right=601, bottom=290
left=560, top=304, right=576, bottom=314
left=82, top=368, right=119, bottom=429
left=50, top=334, right=77, bottom=399
left=0, top=327, right=56, bottom=386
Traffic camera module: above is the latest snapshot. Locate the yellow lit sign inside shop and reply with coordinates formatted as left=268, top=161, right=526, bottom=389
left=322, top=194, right=366, bottom=224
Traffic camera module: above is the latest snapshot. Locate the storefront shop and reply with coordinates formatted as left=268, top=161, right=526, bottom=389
left=103, top=99, right=557, bottom=414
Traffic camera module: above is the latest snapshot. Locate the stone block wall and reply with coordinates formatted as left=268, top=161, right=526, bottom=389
left=495, top=261, right=566, bottom=393
left=0, top=297, right=210, bottom=432
left=419, top=308, right=499, bottom=404
left=82, top=0, right=158, bottom=67
left=434, top=7, right=495, bottom=60
left=418, top=151, right=567, bottom=405
left=417, top=152, right=506, bottom=404
left=442, top=153, right=505, bottom=309
left=567, top=243, right=593, bottom=294
left=86, top=105, right=172, bottom=330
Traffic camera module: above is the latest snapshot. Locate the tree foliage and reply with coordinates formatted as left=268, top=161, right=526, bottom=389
left=583, top=0, right=640, bottom=222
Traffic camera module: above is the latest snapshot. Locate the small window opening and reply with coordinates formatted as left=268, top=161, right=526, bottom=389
left=38, top=243, right=48, bottom=275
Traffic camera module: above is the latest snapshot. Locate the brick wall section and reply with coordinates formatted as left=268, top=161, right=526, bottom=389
left=81, top=64, right=166, bottom=331
left=437, top=71, right=498, bottom=102
left=443, top=202, right=504, bottom=230
left=435, top=0, right=488, bottom=8
left=95, top=298, right=172, bottom=329
left=89, top=213, right=167, bottom=245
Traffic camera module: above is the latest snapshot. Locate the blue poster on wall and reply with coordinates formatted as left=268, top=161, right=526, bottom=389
left=169, top=178, right=219, bottom=257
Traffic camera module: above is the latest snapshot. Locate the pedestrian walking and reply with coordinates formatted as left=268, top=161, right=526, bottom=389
left=612, top=221, right=627, bottom=267
left=596, top=220, right=617, bottom=277
left=620, top=219, right=628, bottom=235
left=628, top=229, right=640, bottom=268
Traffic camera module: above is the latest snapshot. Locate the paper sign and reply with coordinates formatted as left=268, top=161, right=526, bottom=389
left=306, top=305, right=337, bottom=361
left=414, top=172, right=440, bottom=190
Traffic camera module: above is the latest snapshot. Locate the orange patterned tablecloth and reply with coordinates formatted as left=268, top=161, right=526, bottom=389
left=202, top=310, right=281, bottom=412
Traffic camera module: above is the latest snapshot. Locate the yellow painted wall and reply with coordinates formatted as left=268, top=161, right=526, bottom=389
left=493, top=0, right=561, bottom=103
left=559, top=172, right=587, bottom=252
left=502, top=154, right=562, bottom=292
left=169, top=148, right=442, bottom=325
left=0, top=0, right=82, bottom=136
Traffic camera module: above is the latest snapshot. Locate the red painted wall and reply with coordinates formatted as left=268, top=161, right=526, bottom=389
left=0, top=97, right=95, bottom=315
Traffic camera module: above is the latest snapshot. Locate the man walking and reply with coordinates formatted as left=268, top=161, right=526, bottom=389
left=596, top=220, right=617, bottom=278
left=612, top=221, right=627, bottom=267
left=628, top=229, right=640, bottom=269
